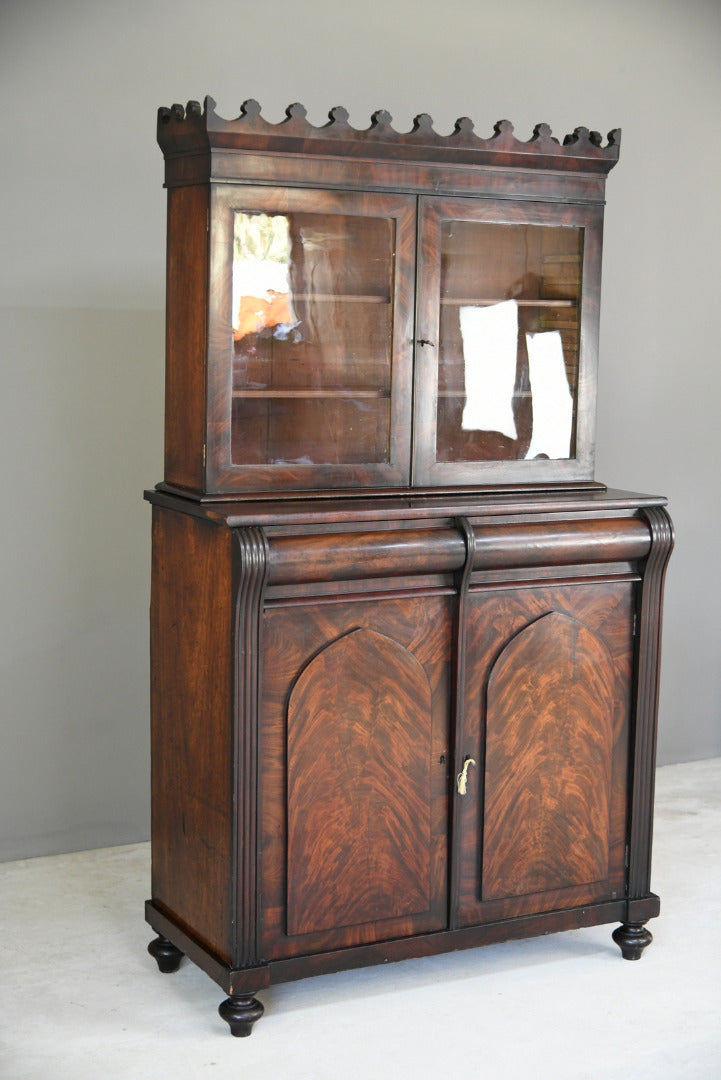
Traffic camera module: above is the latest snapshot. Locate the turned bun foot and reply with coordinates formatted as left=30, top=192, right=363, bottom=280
left=612, top=922, right=653, bottom=960
left=218, top=994, right=264, bottom=1037
left=148, top=934, right=184, bottom=973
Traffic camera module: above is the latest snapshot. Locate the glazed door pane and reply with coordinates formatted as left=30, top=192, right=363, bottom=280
left=232, top=211, right=394, bottom=467
left=436, top=220, right=582, bottom=463
left=413, top=197, right=601, bottom=486
left=206, top=188, right=415, bottom=493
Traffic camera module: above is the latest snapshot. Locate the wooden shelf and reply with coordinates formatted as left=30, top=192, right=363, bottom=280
left=233, top=388, right=389, bottom=399
left=438, top=389, right=533, bottom=398
left=290, top=293, right=390, bottom=304
left=440, top=297, right=576, bottom=307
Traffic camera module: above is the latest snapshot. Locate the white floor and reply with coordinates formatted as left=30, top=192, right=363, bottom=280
left=1, top=759, right=719, bottom=1080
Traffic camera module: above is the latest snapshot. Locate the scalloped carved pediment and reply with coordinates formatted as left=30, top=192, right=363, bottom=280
left=157, top=97, right=620, bottom=174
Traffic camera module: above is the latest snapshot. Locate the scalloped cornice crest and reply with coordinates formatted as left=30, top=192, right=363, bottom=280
left=157, top=98, right=620, bottom=174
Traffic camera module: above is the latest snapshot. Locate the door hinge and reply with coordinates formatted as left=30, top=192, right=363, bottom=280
left=632, top=611, right=638, bottom=638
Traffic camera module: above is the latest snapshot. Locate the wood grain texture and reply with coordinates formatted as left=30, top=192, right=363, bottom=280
left=146, top=95, right=676, bottom=1034
left=482, top=611, right=614, bottom=900
left=185, top=151, right=607, bottom=207
left=150, top=507, right=233, bottom=959
left=286, top=628, right=432, bottom=935
left=627, top=505, right=674, bottom=902
left=232, top=527, right=269, bottom=968
left=204, top=186, right=415, bottom=494
left=146, top=485, right=662, bottom=526
left=163, top=184, right=208, bottom=493
left=157, top=104, right=616, bottom=500
left=158, top=100, right=620, bottom=175
left=259, top=593, right=452, bottom=959
left=456, top=580, right=634, bottom=926
left=264, top=516, right=650, bottom=588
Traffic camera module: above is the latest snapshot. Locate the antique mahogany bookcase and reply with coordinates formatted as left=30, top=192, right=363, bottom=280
left=145, top=98, right=673, bottom=1036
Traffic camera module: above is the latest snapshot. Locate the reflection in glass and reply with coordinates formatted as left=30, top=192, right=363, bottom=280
left=436, top=221, right=582, bottom=464
left=232, top=214, right=297, bottom=348
left=231, top=211, right=394, bottom=468
left=525, top=331, right=573, bottom=459
left=460, top=300, right=519, bottom=439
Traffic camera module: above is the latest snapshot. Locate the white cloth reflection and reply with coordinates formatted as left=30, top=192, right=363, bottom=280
left=460, top=300, right=518, bottom=439
left=525, top=330, right=572, bottom=459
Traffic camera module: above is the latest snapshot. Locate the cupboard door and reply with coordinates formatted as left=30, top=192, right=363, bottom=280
left=413, top=196, right=602, bottom=487
left=206, top=187, right=416, bottom=493
left=456, top=582, right=633, bottom=926
left=259, top=594, right=452, bottom=959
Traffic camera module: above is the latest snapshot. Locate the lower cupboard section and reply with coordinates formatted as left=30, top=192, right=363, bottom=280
left=145, top=497, right=672, bottom=1037
left=257, top=577, right=635, bottom=960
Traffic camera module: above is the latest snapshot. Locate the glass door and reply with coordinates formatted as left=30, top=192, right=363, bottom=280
left=413, top=197, right=603, bottom=487
left=206, top=188, right=416, bottom=493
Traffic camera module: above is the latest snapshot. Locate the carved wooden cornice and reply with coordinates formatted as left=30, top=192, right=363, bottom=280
left=158, top=97, right=620, bottom=174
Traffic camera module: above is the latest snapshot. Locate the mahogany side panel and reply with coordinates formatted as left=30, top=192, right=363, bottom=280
left=482, top=611, right=614, bottom=900
left=150, top=507, right=233, bottom=959
left=164, top=184, right=208, bottom=493
left=286, top=628, right=432, bottom=935
left=259, top=593, right=452, bottom=959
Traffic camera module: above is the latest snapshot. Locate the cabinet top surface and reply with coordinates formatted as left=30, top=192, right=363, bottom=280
left=157, top=97, right=620, bottom=176
left=146, top=485, right=666, bottom=528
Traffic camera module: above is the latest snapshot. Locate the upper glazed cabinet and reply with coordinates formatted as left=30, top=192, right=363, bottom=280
left=157, top=99, right=619, bottom=496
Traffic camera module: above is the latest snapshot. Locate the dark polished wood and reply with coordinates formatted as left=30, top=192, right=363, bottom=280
left=218, top=994, right=264, bottom=1038
left=612, top=922, right=653, bottom=961
left=147, top=935, right=184, bottom=973
left=482, top=611, right=615, bottom=901
left=163, top=184, right=208, bottom=493
left=158, top=99, right=620, bottom=175
left=156, top=99, right=620, bottom=499
left=149, top=508, right=234, bottom=962
left=232, top=528, right=269, bottom=970
left=286, top=628, right=433, bottom=936
left=259, top=592, right=451, bottom=960
left=627, top=507, right=674, bottom=903
left=455, top=580, right=633, bottom=927
left=147, top=495, right=670, bottom=1031
left=147, top=98, right=671, bottom=1035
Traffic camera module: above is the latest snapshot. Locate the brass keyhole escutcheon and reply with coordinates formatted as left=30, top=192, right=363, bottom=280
left=456, top=756, right=476, bottom=796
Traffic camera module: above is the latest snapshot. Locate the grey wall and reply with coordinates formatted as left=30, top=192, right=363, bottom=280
left=1, top=0, right=719, bottom=860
